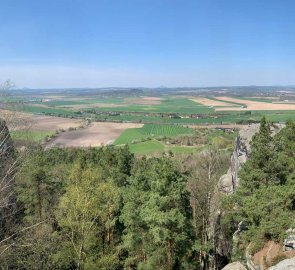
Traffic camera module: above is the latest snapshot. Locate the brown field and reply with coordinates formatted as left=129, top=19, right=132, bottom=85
left=214, top=96, right=295, bottom=111
left=190, top=97, right=236, bottom=107
left=47, top=122, right=143, bottom=148
left=29, top=116, right=84, bottom=131
left=126, top=96, right=163, bottom=105
left=0, top=109, right=84, bottom=131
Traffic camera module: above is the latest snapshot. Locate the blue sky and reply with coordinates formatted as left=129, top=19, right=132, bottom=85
left=1, top=0, right=295, bottom=88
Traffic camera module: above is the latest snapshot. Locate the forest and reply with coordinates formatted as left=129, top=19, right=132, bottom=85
left=0, top=118, right=295, bottom=269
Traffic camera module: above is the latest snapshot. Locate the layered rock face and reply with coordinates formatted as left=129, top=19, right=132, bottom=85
left=216, top=123, right=285, bottom=269
left=219, top=123, right=284, bottom=194
left=218, top=124, right=260, bottom=194
left=210, top=125, right=261, bottom=268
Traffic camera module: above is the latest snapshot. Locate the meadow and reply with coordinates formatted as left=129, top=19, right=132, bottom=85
left=10, top=130, right=55, bottom=143
left=115, top=124, right=236, bottom=155
left=114, top=124, right=194, bottom=145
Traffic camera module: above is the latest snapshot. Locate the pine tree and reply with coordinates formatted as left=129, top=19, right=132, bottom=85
left=121, top=157, right=193, bottom=270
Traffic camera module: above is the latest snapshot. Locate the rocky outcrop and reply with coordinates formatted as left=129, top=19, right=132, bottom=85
left=218, top=124, right=260, bottom=194
left=212, top=124, right=285, bottom=269
left=221, top=262, right=247, bottom=270
left=269, top=257, right=295, bottom=270
left=218, top=123, right=284, bottom=194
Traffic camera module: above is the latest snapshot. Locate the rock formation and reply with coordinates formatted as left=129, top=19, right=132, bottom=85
left=213, top=123, right=284, bottom=269
left=221, top=262, right=247, bottom=270
left=218, top=124, right=259, bottom=194
left=218, top=123, right=283, bottom=194
left=269, top=257, right=295, bottom=270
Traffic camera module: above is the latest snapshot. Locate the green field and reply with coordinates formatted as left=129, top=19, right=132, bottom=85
left=5, top=92, right=294, bottom=126
left=10, top=130, right=55, bottom=143
left=129, top=140, right=165, bottom=154
left=24, top=96, right=214, bottom=114
left=95, top=110, right=295, bottom=125
left=81, top=98, right=213, bottom=114
left=128, top=140, right=201, bottom=155
left=114, top=123, right=237, bottom=155
left=115, top=124, right=194, bottom=145
left=20, top=105, right=73, bottom=115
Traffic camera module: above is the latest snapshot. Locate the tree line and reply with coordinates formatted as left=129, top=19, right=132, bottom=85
left=1, top=117, right=294, bottom=269
left=0, top=130, right=230, bottom=269
left=223, top=118, right=295, bottom=260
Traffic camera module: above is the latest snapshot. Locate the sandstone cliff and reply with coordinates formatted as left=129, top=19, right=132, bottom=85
left=216, top=123, right=285, bottom=269
left=218, top=123, right=283, bottom=194
left=219, top=124, right=259, bottom=194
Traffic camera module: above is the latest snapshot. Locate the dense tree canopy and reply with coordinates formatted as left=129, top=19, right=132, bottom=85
left=224, top=119, right=295, bottom=255
left=3, top=118, right=293, bottom=268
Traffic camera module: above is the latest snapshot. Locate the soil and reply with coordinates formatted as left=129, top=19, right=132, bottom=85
left=126, top=96, right=163, bottom=105
left=47, top=122, right=143, bottom=148
left=190, top=97, right=235, bottom=107
left=214, top=96, right=295, bottom=111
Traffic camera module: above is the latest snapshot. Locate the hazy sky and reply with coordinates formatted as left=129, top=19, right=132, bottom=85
left=1, top=0, right=295, bottom=88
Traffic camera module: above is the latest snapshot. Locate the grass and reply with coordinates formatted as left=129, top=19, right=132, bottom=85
left=40, top=100, right=88, bottom=106
left=95, top=109, right=295, bottom=125
left=8, top=94, right=295, bottom=125
left=129, top=140, right=164, bottom=154
left=141, top=124, right=194, bottom=136
left=11, top=130, right=55, bottom=143
left=21, top=105, right=73, bottom=115
left=129, top=142, right=201, bottom=155
left=123, top=127, right=237, bottom=155
left=80, top=97, right=214, bottom=114
left=169, top=145, right=199, bottom=154
left=114, top=124, right=194, bottom=145
left=24, top=96, right=214, bottom=115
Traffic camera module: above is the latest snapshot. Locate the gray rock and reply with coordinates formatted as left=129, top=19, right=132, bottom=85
left=212, top=123, right=285, bottom=260
left=218, top=123, right=284, bottom=194
left=221, top=262, right=247, bottom=270
left=219, top=124, right=260, bottom=194
left=269, top=257, right=295, bottom=270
